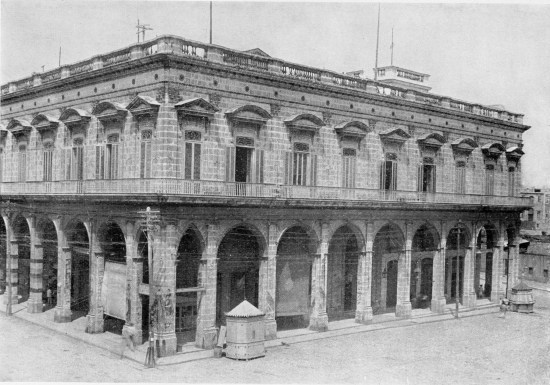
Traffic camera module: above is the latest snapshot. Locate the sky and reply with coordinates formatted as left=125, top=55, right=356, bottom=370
left=1, top=0, right=549, bottom=188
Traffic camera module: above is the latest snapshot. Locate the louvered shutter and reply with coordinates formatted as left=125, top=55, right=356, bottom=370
left=432, top=165, right=437, bottom=193
left=309, top=154, right=317, bottom=186
left=417, top=164, right=423, bottom=192
left=391, top=161, right=397, bottom=190
left=255, top=149, right=264, bottom=184
left=194, top=143, right=201, bottom=180
left=380, top=161, right=386, bottom=190
left=96, top=146, right=104, bottom=180
left=65, top=148, right=71, bottom=180
left=225, top=147, right=235, bottom=182
left=284, top=151, right=293, bottom=185
left=112, top=144, right=119, bottom=179
left=140, top=141, right=146, bottom=178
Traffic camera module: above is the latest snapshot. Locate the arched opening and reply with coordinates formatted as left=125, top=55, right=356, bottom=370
left=327, top=226, right=360, bottom=321
left=276, top=226, right=315, bottom=330
left=0, top=219, right=6, bottom=294
left=411, top=224, right=438, bottom=309
left=175, top=228, right=202, bottom=348
left=445, top=224, right=469, bottom=304
left=98, top=221, right=127, bottom=334
left=13, top=216, right=31, bottom=303
left=216, top=225, right=262, bottom=326
left=476, top=225, right=498, bottom=299
left=67, top=221, right=90, bottom=318
left=372, top=224, right=404, bottom=314
left=40, top=220, right=58, bottom=310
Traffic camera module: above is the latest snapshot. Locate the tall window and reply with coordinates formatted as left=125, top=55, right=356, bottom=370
left=184, top=131, right=201, bottom=180
left=226, top=136, right=264, bottom=184
left=43, top=142, right=54, bottom=181
left=418, top=157, right=436, bottom=193
left=0, top=148, right=3, bottom=182
left=96, top=134, right=119, bottom=180
left=455, top=161, right=466, bottom=194
left=286, top=142, right=316, bottom=186
left=18, top=144, right=27, bottom=182
left=140, top=130, right=152, bottom=178
left=485, top=164, right=495, bottom=195
left=342, top=148, right=356, bottom=188
left=508, top=167, right=516, bottom=196
left=380, top=153, right=397, bottom=190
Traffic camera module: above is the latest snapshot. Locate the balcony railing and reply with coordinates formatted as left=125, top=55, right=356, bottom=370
left=1, top=35, right=524, bottom=124
left=0, top=179, right=532, bottom=208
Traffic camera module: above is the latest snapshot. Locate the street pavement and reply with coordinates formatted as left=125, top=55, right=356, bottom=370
left=1, top=303, right=549, bottom=384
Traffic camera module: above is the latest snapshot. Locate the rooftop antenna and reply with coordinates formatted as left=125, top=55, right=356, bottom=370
left=209, top=1, right=213, bottom=44
left=374, top=4, right=381, bottom=80
left=59, top=47, right=61, bottom=67
left=136, top=19, right=153, bottom=43
left=390, top=27, right=394, bottom=66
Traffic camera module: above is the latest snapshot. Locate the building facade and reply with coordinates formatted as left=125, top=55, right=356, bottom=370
left=0, top=35, right=532, bottom=356
left=521, top=188, right=550, bottom=235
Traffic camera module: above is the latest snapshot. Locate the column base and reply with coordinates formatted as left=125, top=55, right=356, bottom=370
left=195, top=326, right=218, bottom=350
left=309, top=313, right=329, bottom=332
left=395, top=302, right=412, bottom=318
left=27, top=298, right=44, bottom=313
left=355, top=306, right=373, bottom=324
left=155, top=332, right=178, bottom=357
left=85, top=312, right=105, bottom=334
left=264, top=318, right=277, bottom=340
left=3, top=293, right=19, bottom=305
left=430, top=298, right=447, bottom=314
left=462, top=293, right=477, bottom=308
left=54, top=307, right=72, bottom=323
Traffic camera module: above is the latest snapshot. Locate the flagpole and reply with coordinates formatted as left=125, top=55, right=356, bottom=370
left=374, top=4, right=381, bottom=80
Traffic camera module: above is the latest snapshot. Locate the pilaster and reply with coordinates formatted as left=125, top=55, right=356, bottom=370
left=462, top=223, right=477, bottom=308
left=258, top=222, right=277, bottom=340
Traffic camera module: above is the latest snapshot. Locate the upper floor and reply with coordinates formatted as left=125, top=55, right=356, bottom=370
left=0, top=35, right=532, bottom=210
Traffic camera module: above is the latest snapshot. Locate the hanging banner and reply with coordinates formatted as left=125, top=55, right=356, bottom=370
left=101, top=261, right=127, bottom=320
left=276, top=257, right=311, bottom=316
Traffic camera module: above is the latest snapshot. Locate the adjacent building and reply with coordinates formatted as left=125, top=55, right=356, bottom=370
left=0, top=35, right=532, bottom=356
left=521, top=187, right=550, bottom=235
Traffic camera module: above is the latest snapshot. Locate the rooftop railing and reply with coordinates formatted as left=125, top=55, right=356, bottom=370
left=1, top=35, right=524, bottom=124
left=0, top=179, right=532, bottom=208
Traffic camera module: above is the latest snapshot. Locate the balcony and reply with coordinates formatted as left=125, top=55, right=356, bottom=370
left=0, top=179, right=533, bottom=209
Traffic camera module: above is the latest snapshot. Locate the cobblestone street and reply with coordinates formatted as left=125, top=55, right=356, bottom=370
left=1, top=303, right=549, bottom=384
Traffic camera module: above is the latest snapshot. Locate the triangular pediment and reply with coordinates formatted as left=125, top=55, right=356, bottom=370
left=226, top=104, right=272, bottom=124
left=127, top=95, right=160, bottom=117
left=92, top=101, right=127, bottom=121
left=379, top=127, right=411, bottom=145
left=7, top=118, right=32, bottom=139
left=451, top=137, right=478, bottom=155
left=417, top=132, right=446, bottom=150
left=481, top=142, right=505, bottom=159
left=31, top=114, right=60, bottom=132
left=175, top=98, right=220, bottom=118
left=335, top=121, right=369, bottom=140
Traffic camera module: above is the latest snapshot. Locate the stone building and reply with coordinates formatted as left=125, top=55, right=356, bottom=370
left=0, top=35, right=532, bottom=356
left=521, top=188, right=550, bottom=235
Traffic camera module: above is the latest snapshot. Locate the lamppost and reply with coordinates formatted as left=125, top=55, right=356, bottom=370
left=455, top=224, right=462, bottom=319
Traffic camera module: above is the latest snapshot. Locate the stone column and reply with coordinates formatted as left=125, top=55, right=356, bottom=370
left=462, top=224, right=477, bottom=308
left=355, top=221, right=373, bottom=324
left=54, top=246, right=72, bottom=323
left=86, top=250, right=105, bottom=333
left=258, top=222, right=277, bottom=340
left=123, top=222, right=143, bottom=343
left=28, top=217, right=44, bottom=313
left=395, top=223, right=412, bottom=318
left=309, top=222, right=329, bottom=332
left=431, top=226, right=447, bottom=313
left=491, top=234, right=506, bottom=302
left=195, top=224, right=219, bottom=349
left=5, top=238, right=19, bottom=305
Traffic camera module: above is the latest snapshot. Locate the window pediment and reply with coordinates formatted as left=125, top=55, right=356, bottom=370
left=335, top=121, right=369, bottom=141
left=59, top=108, right=91, bottom=127
left=31, top=114, right=60, bottom=133
left=225, top=104, right=272, bottom=125
left=175, top=97, right=219, bottom=119
left=379, top=127, right=411, bottom=146
left=506, top=146, right=524, bottom=162
left=7, top=118, right=32, bottom=140
left=451, top=137, right=478, bottom=155
left=92, top=101, right=128, bottom=122
left=481, top=142, right=505, bottom=160
left=127, top=95, right=161, bottom=118
left=284, top=113, right=324, bottom=135
left=417, top=132, right=446, bottom=151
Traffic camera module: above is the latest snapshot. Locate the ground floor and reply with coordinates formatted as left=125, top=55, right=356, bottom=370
left=0, top=202, right=524, bottom=356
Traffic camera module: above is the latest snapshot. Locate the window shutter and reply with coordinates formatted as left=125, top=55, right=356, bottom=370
left=351, top=157, right=356, bottom=188
left=140, top=141, right=146, bottom=178
left=417, top=164, right=423, bottom=192
left=379, top=161, right=386, bottom=190
left=432, top=165, right=437, bottom=193
left=65, top=149, right=71, bottom=180
left=255, top=149, right=264, bottom=184
left=284, top=151, right=293, bottom=185
left=96, top=146, right=104, bottom=180
left=225, top=146, right=235, bottom=182
left=112, top=144, right=119, bottom=179
left=391, top=161, right=398, bottom=190
left=309, top=154, right=317, bottom=186
left=194, top=143, right=201, bottom=180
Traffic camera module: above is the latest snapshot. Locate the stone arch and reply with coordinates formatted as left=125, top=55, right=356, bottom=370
left=64, top=218, right=90, bottom=314
left=36, top=217, right=59, bottom=310
left=475, top=222, right=499, bottom=299
left=411, top=222, right=440, bottom=309
left=326, top=224, right=363, bottom=321
left=276, top=221, right=320, bottom=253
left=97, top=220, right=127, bottom=263
left=275, top=224, right=318, bottom=330
left=12, top=215, right=31, bottom=303
left=445, top=223, right=470, bottom=305
left=216, top=223, right=266, bottom=326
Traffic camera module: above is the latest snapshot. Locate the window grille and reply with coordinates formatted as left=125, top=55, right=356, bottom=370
left=294, top=142, right=309, bottom=152
left=236, top=136, right=254, bottom=147
left=185, top=131, right=202, bottom=141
